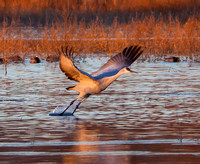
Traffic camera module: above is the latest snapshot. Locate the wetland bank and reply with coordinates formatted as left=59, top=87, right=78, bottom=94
left=1, top=0, right=200, bottom=163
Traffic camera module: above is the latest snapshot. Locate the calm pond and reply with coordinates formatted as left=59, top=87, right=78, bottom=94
left=0, top=58, right=200, bottom=163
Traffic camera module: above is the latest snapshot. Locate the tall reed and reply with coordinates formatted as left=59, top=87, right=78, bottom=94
left=0, top=14, right=199, bottom=62
left=0, top=0, right=199, bottom=26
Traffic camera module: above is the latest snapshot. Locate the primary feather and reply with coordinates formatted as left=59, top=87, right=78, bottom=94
left=91, top=45, right=143, bottom=79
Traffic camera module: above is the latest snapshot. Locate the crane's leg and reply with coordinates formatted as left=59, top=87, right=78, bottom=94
left=59, top=98, right=78, bottom=116
left=59, top=94, right=90, bottom=116
left=71, top=94, right=90, bottom=114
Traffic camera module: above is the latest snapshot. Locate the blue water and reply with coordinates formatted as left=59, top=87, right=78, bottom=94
left=0, top=59, right=200, bottom=163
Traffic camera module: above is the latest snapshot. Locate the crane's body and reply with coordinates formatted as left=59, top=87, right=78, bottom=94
left=58, top=45, right=143, bottom=115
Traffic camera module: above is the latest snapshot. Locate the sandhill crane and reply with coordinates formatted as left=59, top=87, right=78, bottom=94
left=58, top=45, right=143, bottom=115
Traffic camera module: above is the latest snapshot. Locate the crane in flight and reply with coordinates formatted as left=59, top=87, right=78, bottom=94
left=58, top=45, right=143, bottom=115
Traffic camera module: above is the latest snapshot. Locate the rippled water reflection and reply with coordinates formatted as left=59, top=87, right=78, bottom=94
left=0, top=59, right=200, bottom=163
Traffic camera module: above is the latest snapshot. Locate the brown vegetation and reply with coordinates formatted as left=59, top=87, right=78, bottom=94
left=0, top=0, right=199, bottom=25
left=0, top=15, right=199, bottom=61
left=0, top=0, right=199, bottom=64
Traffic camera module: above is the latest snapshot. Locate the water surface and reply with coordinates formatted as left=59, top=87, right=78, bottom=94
left=0, top=59, right=200, bottom=163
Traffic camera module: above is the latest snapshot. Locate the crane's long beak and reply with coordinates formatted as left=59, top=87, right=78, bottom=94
left=131, top=71, right=138, bottom=73
left=126, top=67, right=138, bottom=73
left=129, top=69, right=138, bottom=73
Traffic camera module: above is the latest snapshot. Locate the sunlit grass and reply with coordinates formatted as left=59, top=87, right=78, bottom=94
left=0, top=14, right=199, bottom=62
left=0, top=0, right=199, bottom=63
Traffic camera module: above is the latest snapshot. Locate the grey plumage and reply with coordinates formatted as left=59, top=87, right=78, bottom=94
left=91, top=45, right=142, bottom=79
left=58, top=45, right=143, bottom=115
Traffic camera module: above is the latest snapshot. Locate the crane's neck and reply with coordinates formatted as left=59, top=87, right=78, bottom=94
left=98, top=69, right=130, bottom=91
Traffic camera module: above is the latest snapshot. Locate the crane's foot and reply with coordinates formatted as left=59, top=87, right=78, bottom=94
left=59, top=99, right=77, bottom=116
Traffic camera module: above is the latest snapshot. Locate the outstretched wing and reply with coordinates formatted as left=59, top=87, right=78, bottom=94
left=59, top=47, right=93, bottom=82
left=91, top=45, right=143, bottom=78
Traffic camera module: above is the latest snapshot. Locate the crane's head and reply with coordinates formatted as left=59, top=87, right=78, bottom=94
left=121, top=67, right=138, bottom=74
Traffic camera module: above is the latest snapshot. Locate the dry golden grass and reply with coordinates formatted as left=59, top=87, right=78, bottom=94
left=0, top=14, right=199, bottom=63
left=0, top=0, right=199, bottom=63
left=0, top=0, right=199, bottom=13
left=0, top=0, right=199, bottom=26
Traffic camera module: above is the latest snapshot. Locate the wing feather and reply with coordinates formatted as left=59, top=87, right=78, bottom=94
left=59, top=53, right=93, bottom=82
left=91, top=45, right=143, bottom=78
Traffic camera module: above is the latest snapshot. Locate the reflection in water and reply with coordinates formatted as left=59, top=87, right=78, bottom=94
left=0, top=60, right=200, bottom=163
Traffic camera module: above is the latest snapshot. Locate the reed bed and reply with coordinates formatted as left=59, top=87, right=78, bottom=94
left=0, top=0, right=200, bottom=63
left=0, top=14, right=199, bottom=63
left=0, top=0, right=199, bottom=26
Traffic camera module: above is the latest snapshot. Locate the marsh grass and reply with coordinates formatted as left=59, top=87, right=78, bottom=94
left=0, top=0, right=199, bottom=25
left=0, top=15, right=199, bottom=63
left=0, top=0, right=200, bottom=64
